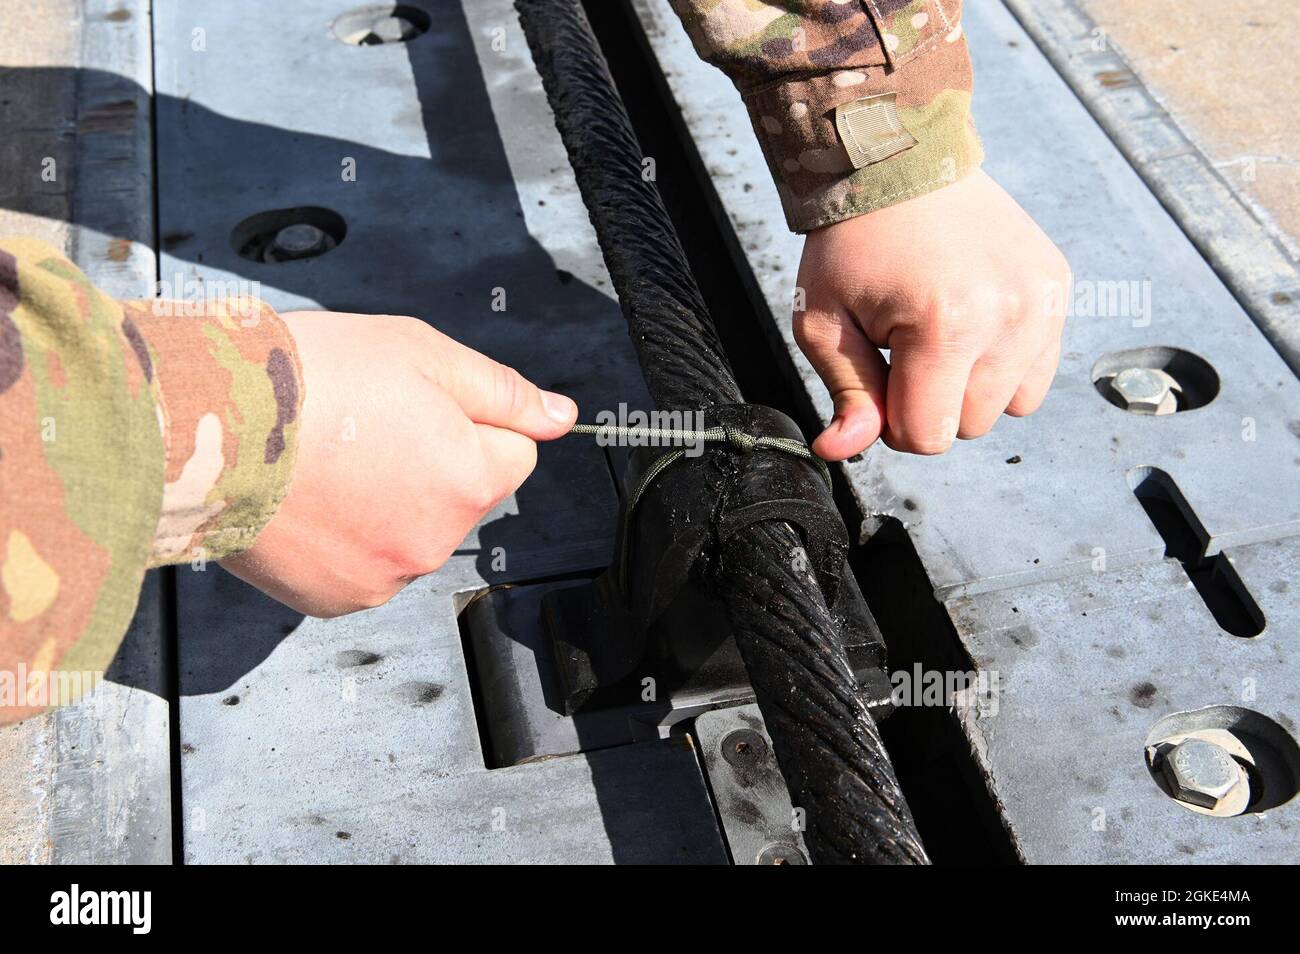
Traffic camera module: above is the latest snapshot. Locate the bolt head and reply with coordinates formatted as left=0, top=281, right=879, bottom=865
left=1110, top=367, right=1180, bottom=415
left=271, top=224, right=328, bottom=259
left=721, top=728, right=768, bottom=770
left=757, top=842, right=807, bottom=865
left=368, top=15, right=415, bottom=43
left=1161, top=738, right=1241, bottom=809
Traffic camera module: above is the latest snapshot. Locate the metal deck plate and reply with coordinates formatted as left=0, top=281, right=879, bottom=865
left=0, top=0, right=170, bottom=864
left=155, top=0, right=718, bottom=863
left=629, top=0, right=1300, bottom=862
left=946, top=537, right=1300, bottom=863
left=631, top=0, right=1300, bottom=598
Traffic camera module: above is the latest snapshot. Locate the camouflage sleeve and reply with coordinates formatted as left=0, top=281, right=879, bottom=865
left=666, top=0, right=983, bottom=232
left=0, top=238, right=302, bottom=722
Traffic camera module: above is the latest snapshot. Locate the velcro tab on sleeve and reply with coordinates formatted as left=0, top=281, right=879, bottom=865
left=834, top=93, right=917, bottom=169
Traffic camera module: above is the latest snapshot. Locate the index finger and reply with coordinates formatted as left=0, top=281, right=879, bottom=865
left=430, top=330, right=577, bottom=441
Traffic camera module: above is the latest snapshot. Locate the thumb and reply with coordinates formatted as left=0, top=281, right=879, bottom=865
left=794, top=306, right=888, bottom=461
left=432, top=331, right=577, bottom=440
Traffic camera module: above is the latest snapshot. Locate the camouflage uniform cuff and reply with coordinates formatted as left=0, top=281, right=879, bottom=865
left=125, top=298, right=304, bottom=567
left=0, top=238, right=166, bottom=712
left=743, top=17, right=982, bottom=233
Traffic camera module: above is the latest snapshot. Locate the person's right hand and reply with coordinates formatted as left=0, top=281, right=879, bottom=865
left=795, top=170, right=1071, bottom=460
left=221, top=310, right=577, bottom=617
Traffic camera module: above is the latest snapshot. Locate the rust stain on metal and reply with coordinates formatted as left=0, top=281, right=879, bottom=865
left=79, top=99, right=136, bottom=134
left=1095, top=69, right=1138, bottom=89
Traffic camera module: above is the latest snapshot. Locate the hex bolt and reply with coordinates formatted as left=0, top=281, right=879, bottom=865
left=1109, top=367, right=1181, bottom=415
left=1161, top=738, right=1243, bottom=810
left=269, top=223, right=328, bottom=261
left=367, top=15, right=416, bottom=43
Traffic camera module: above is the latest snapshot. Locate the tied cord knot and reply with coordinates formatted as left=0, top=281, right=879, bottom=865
left=721, top=424, right=755, bottom=453
left=567, top=419, right=832, bottom=589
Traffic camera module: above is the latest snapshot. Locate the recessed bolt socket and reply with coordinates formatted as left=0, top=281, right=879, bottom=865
left=1091, top=346, right=1219, bottom=414
left=1145, top=707, right=1300, bottom=817
left=721, top=728, right=768, bottom=770
left=231, top=207, right=347, bottom=264
left=332, top=4, right=431, bottom=45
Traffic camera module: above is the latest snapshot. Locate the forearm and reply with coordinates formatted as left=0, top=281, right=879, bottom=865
left=0, top=239, right=302, bottom=723
left=667, top=0, right=982, bottom=231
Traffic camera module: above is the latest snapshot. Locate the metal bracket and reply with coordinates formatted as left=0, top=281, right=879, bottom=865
left=543, top=404, right=891, bottom=716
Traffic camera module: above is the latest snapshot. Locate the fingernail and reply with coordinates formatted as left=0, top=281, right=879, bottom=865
left=542, top=390, right=577, bottom=425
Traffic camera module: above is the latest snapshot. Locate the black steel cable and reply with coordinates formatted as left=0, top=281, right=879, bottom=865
left=719, top=522, right=926, bottom=863
left=515, top=0, right=738, bottom=413
left=516, top=0, right=928, bottom=864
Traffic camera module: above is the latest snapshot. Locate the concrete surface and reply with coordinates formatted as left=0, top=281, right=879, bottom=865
left=1005, top=0, right=1300, bottom=374
left=1083, top=0, right=1300, bottom=259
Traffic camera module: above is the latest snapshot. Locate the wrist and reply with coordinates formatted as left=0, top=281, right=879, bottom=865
left=742, top=15, right=981, bottom=233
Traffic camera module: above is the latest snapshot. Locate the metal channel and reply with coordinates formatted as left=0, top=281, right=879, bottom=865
left=517, top=0, right=926, bottom=863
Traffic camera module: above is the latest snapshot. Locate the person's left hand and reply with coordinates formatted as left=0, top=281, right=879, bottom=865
left=794, top=170, right=1071, bottom=460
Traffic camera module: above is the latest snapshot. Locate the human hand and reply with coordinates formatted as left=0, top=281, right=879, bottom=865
left=795, top=169, right=1071, bottom=460
left=221, top=311, right=577, bottom=617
